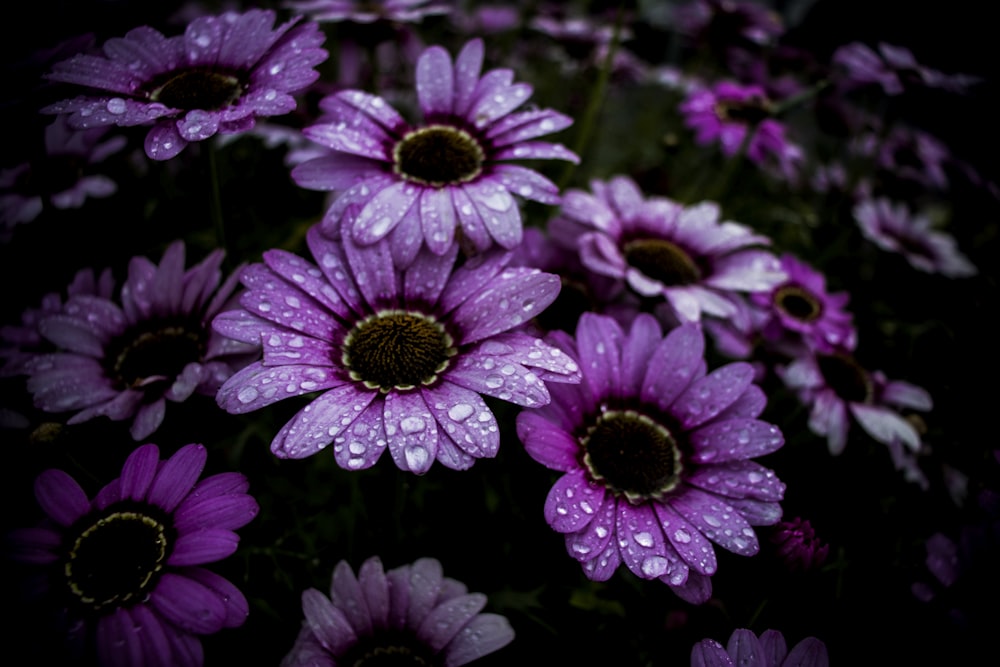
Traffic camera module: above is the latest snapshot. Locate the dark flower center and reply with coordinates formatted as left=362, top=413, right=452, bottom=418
left=582, top=409, right=683, bottom=502
left=340, top=631, right=439, bottom=667
left=63, top=506, right=172, bottom=613
left=773, top=284, right=823, bottom=322
left=342, top=310, right=455, bottom=392
left=624, top=238, right=702, bottom=287
left=714, top=95, right=773, bottom=124
left=393, top=125, right=485, bottom=187
left=106, top=320, right=205, bottom=389
left=816, top=353, right=873, bottom=403
left=147, top=68, right=244, bottom=111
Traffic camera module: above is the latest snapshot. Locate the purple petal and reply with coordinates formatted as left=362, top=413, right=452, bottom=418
left=359, top=556, right=390, bottom=631
left=516, top=410, right=581, bottom=472
left=167, top=528, right=240, bottom=566
left=641, top=323, right=704, bottom=410
left=575, top=312, right=624, bottom=404
left=727, top=629, right=765, bottom=666
left=332, top=400, right=388, bottom=471
left=352, top=181, right=421, bottom=246
left=302, top=587, right=357, bottom=654
left=406, top=558, right=444, bottom=629
left=785, top=638, right=829, bottom=667
left=452, top=268, right=560, bottom=344
left=419, top=187, right=457, bottom=254
left=850, top=403, right=921, bottom=450
left=691, top=639, right=733, bottom=667
left=545, top=469, right=607, bottom=533
left=174, top=493, right=259, bottom=533
left=688, top=418, right=785, bottom=463
left=671, top=362, right=755, bottom=429
left=145, top=121, right=187, bottom=161
left=417, top=45, right=455, bottom=117
left=565, top=494, right=616, bottom=562
left=183, top=567, right=249, bottom=629
left=686, top=460, right=785, bottom=501
left=384, top=390, right=439, bottom=474
left=616, top=502, right=688, bottom=584
left=452, top=39, right=484, bottom=117
left=670, top=488, right=760, bottom=556
left=33, top=469, right=91, bottom=527
left=653, top=502, right=718, bottom=576
left=95, top=608, right=145, bottom=667
left=330, top=559, right=373, bottom=637
left=446, top=352, right=550, bottom=408
left=580, top=537, right=622, bottom=581
left=418, top=593, right=487, bottom=652
left=442, top=613, right=515, bottom=667
left=119, top=443, right=161, bottom=502
left=146, top=443, right=206, bottom=513
left=422, top=381, right=499, bottom=459
left=150, top=572, right=227, bottom=634
left=217, top=362, right=344, bottom=415
left=271, top=384, right=378, bottom=459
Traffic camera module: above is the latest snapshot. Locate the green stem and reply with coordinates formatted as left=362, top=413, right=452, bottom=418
left=206, top=141, right=227, bottom=258
left=557, top=3, right=626, bottom=190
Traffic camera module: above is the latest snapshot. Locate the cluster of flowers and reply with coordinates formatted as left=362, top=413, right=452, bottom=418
left=1, top=1, right=994, bottom=665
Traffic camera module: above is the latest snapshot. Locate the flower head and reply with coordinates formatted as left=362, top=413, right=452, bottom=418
left=769, top=517, right=829, bottom=572
left=853, top=197, right=977, bottom=278
left=25, top=240, right=257, bottom=440
left=680, top=81, right=803, bottom=177
left=214, top=225, right=580, bottom=474
left=548, top=175, right=786, bottom=323
left=691, top=628, right=828, bottom=667
left=1, top=116, right=126, bottom=238
left=750, top=254, right=857, bottom=354
left=282, top=555, right=514, bottom=666
left=42, top=8, right=328, bottom=160
left=5, top=443, right=259, bottom=666
left=516, top=312, right=785, bottom=603
left=777, top=348, right=933, bottom=456
left=291, top=38, right=578, bottom=265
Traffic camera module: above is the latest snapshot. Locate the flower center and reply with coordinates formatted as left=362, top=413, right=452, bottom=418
left=342, top=310, right=455, bottom=392
left=106, top=320, right=205, bottom=389
left=63, top=507, right=171, bottom=613
left=582, top=409, right=683, bottom=502
left=623, top=238, right=702, bottom=287
left=773, top=284, right=823, bottom=322
left=714, top=95, right=773, bottom=124
left=147, top=68, right=244, bottom=111
left=340, top=631, right=439, bottom=667
left=393, top=125, right=485, bottom=187
left=816, top=353, right=873, bottom=403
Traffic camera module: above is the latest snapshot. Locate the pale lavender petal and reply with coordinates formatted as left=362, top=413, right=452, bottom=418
left=850, top=403, right=922, bottom=450
left=422, top=382, right=499, bottom=459
left=384, top=390, right=439, bottom=474
left=217, top=362, right=344, bottom=414
left=442, top=613, right=514, bottom=667
left=302, top=588, right=357, bottom=654
left=417, top=45, right=455, bottom=117
left=272, top=383, right=378, bottom=459
left=417, top=593, right=487, bottom=652
left=330, top=559, right=373, bottom=637
left=130, top=399, right=167, bottom=441
left=451, top=268, right=560, bottom=344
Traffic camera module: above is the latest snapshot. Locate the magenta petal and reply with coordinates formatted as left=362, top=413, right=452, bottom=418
left=145, top=121, right=187, bottom=161
left=616, top=502, right=687, bottom=584
left=670, top=362, right=755, bottom=429
left=545, top=470, right=606, bottom=533
left=653, top=502, right=718, bottom=576
left=688, top=418, right=785, bottom=463
left=516, top=410, right=580, bottom=472
left=565, top=494, right=616, bottom=562
left=150, top=572, right=227, bottom=634
left=34, top=469, right=91, bottom=527
left=302, top=588, right=358, bottom=654
left=128, top=604, right=178, bottom=667
left=119, top=443, right=161, bottom=502
left=147, top=443, right=206, bottom=513
left=580, top=539, right=622, bottom=581
left=575, top=312, right=625, bottom=404
left=167, top=528, right=240, bottom=566
left=641, top=323, right=704, bottom=410
left=183, top=567, right=250, bottom=629
left=174, top=493, right=259, bottom=532
left=671, top=488, right=760, bottom=556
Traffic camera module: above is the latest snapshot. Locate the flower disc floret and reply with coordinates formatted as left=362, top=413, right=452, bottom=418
left=393, top=125, right=485, bottom=186
left=516, top=313, right=786, bottom=603
left=343, top=310, right=456, bottom=391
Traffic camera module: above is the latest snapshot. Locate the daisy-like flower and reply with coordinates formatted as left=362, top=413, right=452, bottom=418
left=776, top=348, right=933, bottom=456
left=516, top=312, right=786, bottom=603
left=213, top=225, right=580, bottom=474
left=0, top=116, right=126, bottom=238
left=291, top=38, right=579, bottom=265
left=853, top=197, right=977, bottom=278
left=282, top=556, right=514, bottom=666
left=42, top=8, right=328, bottom=161
left=283, top=0, right=450, bottom=24
left=749, top=254, right=857, bottom=354
left=5, top=442, right=259, bottom=666
left=680, top=81, right=803, bottom=177
left=691, top=628, right=829, bottom=667
left=548, top=175, right=786, bottom=323
left=25, top=240, right=257, bottom=440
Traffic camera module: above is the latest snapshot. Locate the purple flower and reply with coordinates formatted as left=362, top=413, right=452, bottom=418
left=853, top=197, right=977, bottom=278
left=680, top=81, right=803, bottom=177
left=769, top=517, right=829, bottom=572
left=213, top=225, right=580, bottom=474
left=25, top=240, right=257, bottom=440
left=283, top=0, right=451, bottom=24
left=548, top=175, right=786, bottom=323
left=776, top=348, right=933, bottom=456
left=750, top=254, right=857, bottom=354
left=832, top=41, right=981, bottom=96
left=0, top=116, right=126, bottom=238
left=516, top=312, right=786, bottom=603
left=5, top=443, right=259, bottom=666
left=282, top=556, right=514, bottom=666
left=691, top=628, right=829, bottom=667
left=291, top=38, right=579, bottom=265
left=1, top=266, right=114, bottom=377
left=42, top=8, right=328, bottom=160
